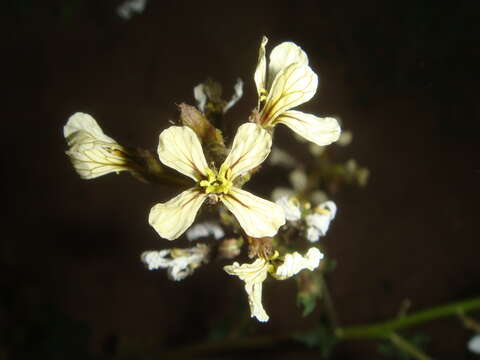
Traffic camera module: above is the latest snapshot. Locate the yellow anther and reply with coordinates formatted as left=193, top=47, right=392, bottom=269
left=199, top=166, right=233, bottom=195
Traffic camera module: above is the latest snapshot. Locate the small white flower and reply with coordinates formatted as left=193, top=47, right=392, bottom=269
left=274, top=248, right=324, bottom=280
left=117, top=0, right=148, bottom=20
left=254, top=36, right=341, bottom=146
left=225, top=248, right=323, bottom=321
left=141, top=244, right=209, bottom=281
left=186, top=222, right=225, bottom=241
left=149, top=123, right=285, bottom=240
left=224, top=258, right=271, bottom=322
left=305, top=201, right=337, bottom=242
left=194, top=78, right=244, bottom=113
left=276, top=196, right=301, bottom=221
left=468, top=334, right=480, bottom=354
left=64, top=113, right=129, bottom=180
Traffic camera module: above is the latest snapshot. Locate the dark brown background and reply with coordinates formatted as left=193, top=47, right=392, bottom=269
left=3, top=0, right=480, bottom=358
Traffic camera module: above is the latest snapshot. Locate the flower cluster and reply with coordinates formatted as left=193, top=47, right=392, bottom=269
left=64, top=36, right=345, bottom=322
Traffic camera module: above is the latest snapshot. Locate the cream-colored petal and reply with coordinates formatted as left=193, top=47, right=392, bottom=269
left=221, top=187, right=285, bottom=238
left=64, top=112, right=116, bottom=143
left=221, top=123, right=272, bottom=180
left=276, top=110, right=341, bottom=146
left=64, top=113, right=128, bottom=179
left=157, top=126, right=209, bottom=181
left=261, top=64, right=318, bottom=125
left=254, top=36, right=268, bottom=98
left=274, top=248, right=324, bottom=280
left=224, top=259, right=270, bottom=322
left=268, top=41, right=308, bottom=89
left=148, top=188, right=207, bottom=240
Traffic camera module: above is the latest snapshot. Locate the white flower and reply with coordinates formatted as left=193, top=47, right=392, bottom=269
left=224, top=248, right=323, bottom=321
left=64, top=112, right=129, bottom=180
left=224, top=258, right=271, bottom=322
left=305, top=201, right=337, bottom=242
left=468, top=334, right=480, bottom=354
left=194, top=78, right=244, bottom=113
left=141, top=243, right=209, bottom=281
left=254, top=36, right=341, bottom=146
left=186, top=222, right=225, bottom=241
left=274, top=248, right=324, bottom=280
left=275, top=196, right=301, bottom=221
left=117, top=0, right=148, bottom=20
left=149, top=123, right=285, bottom=240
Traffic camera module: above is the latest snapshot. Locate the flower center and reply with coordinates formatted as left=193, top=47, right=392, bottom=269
left=199, top=166, right=233, bottom=195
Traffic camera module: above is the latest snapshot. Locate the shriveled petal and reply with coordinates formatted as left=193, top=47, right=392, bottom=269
left=224, top=259, right=270, bottom=322
left=221, top=187, right=285, bottom=238
left=274, top=248, right=324, bottom=280
left=157, top=126, right=209, bottom=181
left=64, top=112, right=116, bottom=143
left=276, top=110, right=341, bottom=146
left=261, top=64, right=318, bottom=125
left=221, top=123, right=272, bottom=180
left=148, top=188, right=207, bottom=240
left=268, top=41, right=308, bottom=89
left=254, top=36, right=268, bottom=98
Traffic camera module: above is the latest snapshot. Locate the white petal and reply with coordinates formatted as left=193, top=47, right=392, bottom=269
left=276, top=110, right=341, bottom=146
left=221, top=123, right=272, bottom=180
left=193, top=83, right=207, bottom=112
left=224, top=259, right=270, bottom=322
left=268, top=41, right=308, bottom=89
left=254, top=36, right=268, bottom=98
left=275, top=247, right=323, bottom=279
left=149, top=188, right=207, bottom=240
left=157, top=126, right=209, bottom=181
left=64, top=113, right=127, bottom=179
left=275, top=196, right=301, bottom=222
left=223, top=78, right=244, bottom=113
left=64, top=112, right=116, bottom=143
left=221, top=187, right=285, bottom=238
left=261, top=64, right=318, bottom=125
left=468, top=334, right=480, bottom=354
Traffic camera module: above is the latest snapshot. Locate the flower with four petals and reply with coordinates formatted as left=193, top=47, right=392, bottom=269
left=254, top=36, right=341, bottom=147
left=148, top=123, right=285, bottom=240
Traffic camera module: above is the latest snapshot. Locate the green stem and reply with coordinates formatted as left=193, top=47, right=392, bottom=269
left=389, top=332, right=431, bottom=360
left=336, top=297, right=480, bottom=339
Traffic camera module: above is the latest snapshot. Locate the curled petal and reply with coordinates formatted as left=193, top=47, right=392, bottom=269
left=149, top=188, right=207, bottom=240
left=221, top=187, right=285, bottom=238
left=254, top=36, right=268, bottom=98
left=276, top=110, right=341, bottom=146
left=268, top=41, right=308, bottom=89
left=64, top=113, right=128, bottom=179
left=157, top=126, right=209, bottom=181
left=221, top=123, right=272, bottom=180
left=64, top=112, right=116, bottom=143
left=274, top=248, right=324, bottom=280
left=261, top=64, right=318, bottom=125
left=224, top=259, right=270, bottom=322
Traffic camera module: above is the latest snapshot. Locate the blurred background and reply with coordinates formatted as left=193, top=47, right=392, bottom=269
left=3, top=0, right=480, bottom=358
